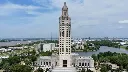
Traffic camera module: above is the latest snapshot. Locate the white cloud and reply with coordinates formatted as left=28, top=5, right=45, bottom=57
left=0, top=3, right=40, bottom=9
left=0, top=2, right=41, bottom=16
left=119, top=20, right=128, bottom=24
left=1, top=0, right=128, bottom=38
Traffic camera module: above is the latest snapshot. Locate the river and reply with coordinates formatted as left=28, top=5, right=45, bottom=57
left=75, top=46, right=128, bottom=56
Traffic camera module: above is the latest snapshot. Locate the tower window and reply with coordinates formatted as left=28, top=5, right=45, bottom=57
left=66, top=48, right=68, bottom=52
left=69, top=31, right=70, bottom=37
left=66, top=31, right=68, bottom=37
left=60, top=32, right=61, bottom=37
left=64, top=12, right=66, bottom=16
left=62, top=31, right=64, bottom=37
left=62, top=48, right=64, bottom=52
left=60, top=48, right=61, bottom=52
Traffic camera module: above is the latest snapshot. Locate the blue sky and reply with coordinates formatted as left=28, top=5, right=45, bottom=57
left=0, top=0, right=128, bottom=38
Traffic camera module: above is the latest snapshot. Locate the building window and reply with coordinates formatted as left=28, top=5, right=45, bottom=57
left=41, top=62, right=42, bottom=65
left=88, top=63, right=89, bottom=66
left=69, top=31, right=70, bottom=37
left=60, top=48, right=61, bottom=52
left=64, top=12, right=66, bottom=16
left=44, top=62, right=45, bottom=65
left=66, top=31, right=68, bottom=37
left=67, top=17, right=68, bottom=20
left=79, top=63, right=81, bottom=66
left=49, top=62, right=51, bottom=66
left=82, top=63, right=84, bottom=66
left=56, top=62, right=57, bottom=65
left=85, top=63, right=87, bottom=66
left=66, top=48, right=68, bottom=52
left=62, top=48, right=64, bottom=52
left=60, top=32, right=61, bottom=37
left=46, top=62, right=48, bottom=65
left=62, top=31, right=64, bottom=37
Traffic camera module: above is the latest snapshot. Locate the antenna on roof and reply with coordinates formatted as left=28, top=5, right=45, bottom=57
left=51, top=32, right=52, bottom=41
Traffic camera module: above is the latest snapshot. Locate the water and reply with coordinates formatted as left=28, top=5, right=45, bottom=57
left=0, top=41, right=31, bottom=47
left=75, top=46, right=128, bottom=56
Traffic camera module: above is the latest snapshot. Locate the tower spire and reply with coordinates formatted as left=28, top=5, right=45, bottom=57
left=62, top=2, right=68, bottom=16
left=64, top=2, right=66, bottom=6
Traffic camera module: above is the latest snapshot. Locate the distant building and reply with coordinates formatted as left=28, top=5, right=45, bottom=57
left=0, top=48, right=12, bottom=52
left=37, top=43, right=55, bottom=52
left=8, top=47, right=23, bottom=50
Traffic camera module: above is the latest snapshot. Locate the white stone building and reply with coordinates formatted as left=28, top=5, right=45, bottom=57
left=34, top=2, right=95, bottom=72
left=37, top=43, right=55, bottom=52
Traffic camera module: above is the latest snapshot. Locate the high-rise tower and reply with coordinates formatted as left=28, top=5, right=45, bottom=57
left=59, top=2, right=72, bottom=67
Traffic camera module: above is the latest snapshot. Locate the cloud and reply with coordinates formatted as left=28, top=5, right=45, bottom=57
left=1, top=0, right=128, bottom=38
left=0, top=2, right=41, bottom=16
left=119, top=20, right=128, bottom=24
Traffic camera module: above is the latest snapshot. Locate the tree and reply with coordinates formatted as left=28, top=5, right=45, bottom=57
left=92, top=54, right=98, bottom=61
left=45, top=68, right=49, bottom=72
left=126, top=65, right=128, bottom=71
left=86, top=69, right=93, bottom=72
left=100, top=65, right=108, bottom=72
left=36, top=67, right=44, bottom=72
left=81, top=68, right=85, bottom=72
left=2, top=63, right=10, bottom=72
left=10, top=64, right=32, bottom=72
left=126, top=46, right=128, bottom=50
left=119, top=66, right=123, bottom=71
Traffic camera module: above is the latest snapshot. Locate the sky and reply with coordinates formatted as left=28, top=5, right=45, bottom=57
left=0, top=0, right=128, bottom=38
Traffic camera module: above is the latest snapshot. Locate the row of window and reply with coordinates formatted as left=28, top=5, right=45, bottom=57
left=79, top=63, right=89, bottom=66
left=35, top=62, right=51, bottom=66
left=60, top=48, right=71, bottom=52
left=59, top=40, right=71, bottom=42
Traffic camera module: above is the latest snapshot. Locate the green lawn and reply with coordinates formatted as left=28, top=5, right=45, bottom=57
left=120, top=46, right=128, bottom=50
left=120, top=46, right=126, bottom=49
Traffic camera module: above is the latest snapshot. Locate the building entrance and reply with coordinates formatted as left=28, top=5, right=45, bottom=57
left=63, top=60, right=67, bottom=67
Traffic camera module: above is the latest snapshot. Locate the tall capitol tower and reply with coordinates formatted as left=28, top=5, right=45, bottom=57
left=59, top=2, right=72, bottom=67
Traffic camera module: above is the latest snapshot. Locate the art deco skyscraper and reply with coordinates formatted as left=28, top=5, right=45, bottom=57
left=59, top=2, right=72, bottom=67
